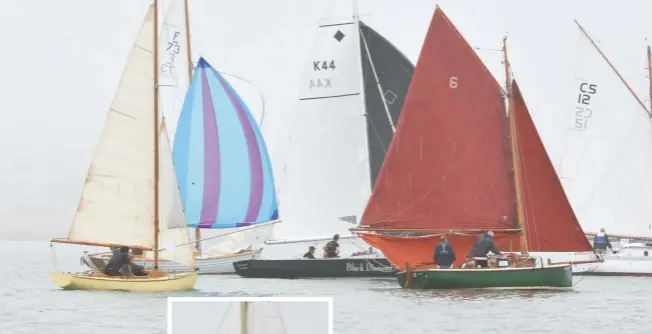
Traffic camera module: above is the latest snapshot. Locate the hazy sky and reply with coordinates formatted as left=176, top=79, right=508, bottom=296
left=1, top=0, right=650, bottom=240
left=169, top=299, right=329, bottom=333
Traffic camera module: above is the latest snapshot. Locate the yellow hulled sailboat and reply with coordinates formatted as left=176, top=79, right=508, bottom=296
left=49, top=0, right=197, bottom=292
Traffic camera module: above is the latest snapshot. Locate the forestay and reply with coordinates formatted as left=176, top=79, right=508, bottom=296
left=559, top=28, right=652, bottom=237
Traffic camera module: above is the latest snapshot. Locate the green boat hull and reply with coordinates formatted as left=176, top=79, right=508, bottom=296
left=397, top=264, right=572, bottom=290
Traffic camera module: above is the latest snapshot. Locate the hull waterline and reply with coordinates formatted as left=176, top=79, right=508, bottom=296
left=84, top=249, right=261, bottom=274
left=50, top=271, right=198, bottom=292
left=397, top=264, right=573, bottom=290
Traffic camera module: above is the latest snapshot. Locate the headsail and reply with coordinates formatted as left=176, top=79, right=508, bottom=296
left=173, top=58, right=278, bottom=229
left=559, top=26, right=652, bottom=237
left=66, top=7, right=156, bottom=249
left=359, top=21, right=414, bottom=187
left=511, top=80, right=592, bottom=252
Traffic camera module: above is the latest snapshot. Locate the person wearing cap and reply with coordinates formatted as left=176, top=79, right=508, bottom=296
left=323, top=234, right=340, bottom=258
left=470, top=231, right=501, bottom=258
left=434, top=235, right=456, bottom=269
left=303, top=246, right=316, bottom=259
left=593, top=228, right=612, bottom=254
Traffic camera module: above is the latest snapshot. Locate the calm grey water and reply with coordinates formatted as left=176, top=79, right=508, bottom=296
left=2, top=241, right=652, bottom=334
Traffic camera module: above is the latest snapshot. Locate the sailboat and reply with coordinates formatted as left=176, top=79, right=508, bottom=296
left=82, top=0, right=276, bottom=274
left=233, top=0, right=414, bottom=278
left=49, top=1, right=198, bottom=291
left=353, top=7, right=595, bottom=290
left=559, top=20, right=652, bottom=277
left=211, top=301, right=288, bottom=334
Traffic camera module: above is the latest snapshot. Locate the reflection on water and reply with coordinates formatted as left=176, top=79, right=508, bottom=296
left=2, top=241, right=652, bottom=334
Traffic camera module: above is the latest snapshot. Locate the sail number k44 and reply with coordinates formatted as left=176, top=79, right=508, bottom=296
left=313, top=60, right=336, bottom=71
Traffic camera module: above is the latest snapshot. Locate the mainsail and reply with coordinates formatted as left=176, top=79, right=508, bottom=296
left=58, top=6, right=194, bottom=269
left=173, top=58, right=279, bottom=229
left=356, top=7, right=592, bottom=270
left=274, top=0, right=415, bottom=241
left=558, top=23, right=652, bottom=238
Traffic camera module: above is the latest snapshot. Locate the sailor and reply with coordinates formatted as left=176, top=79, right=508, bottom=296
left=323, top=234, right=340, bottom=258
left=303, top=246, right=316, bottom=259
left=471, top=231, right=501, bottom=258
left=593, top=228, right=613, bottom=254
left=434, top=236, right=456, bottom=268
left=104, top=246, right=133, bottom=276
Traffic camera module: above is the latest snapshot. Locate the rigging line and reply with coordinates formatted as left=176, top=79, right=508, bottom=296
left=157, top=221, right=280, bottom=251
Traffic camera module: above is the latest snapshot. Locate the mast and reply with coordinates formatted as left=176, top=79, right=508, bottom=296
left=240, top=301, right=249, bottom=334
left=153, top=0, right=161, bottom=269
left=575, top=20, right=651, bottom=116
left=181, top=0, right=201, bottom=254
left=503, top=36, right=528, bottom=253
left=648, top=44, right=652, bottom=113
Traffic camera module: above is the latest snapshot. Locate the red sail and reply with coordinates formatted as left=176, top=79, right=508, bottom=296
left=360, top=7, right=516, bottom=232
left=511, top=80, right=592, bottom=252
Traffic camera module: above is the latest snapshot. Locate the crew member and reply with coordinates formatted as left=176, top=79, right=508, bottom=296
left=303, top=246, right=316, bottom=259
left=470, top=231, right=501, bottom=267
left=593, top=228, right=613, bottom=254
left=104, top=246, right=133, bottom=276
left=323, top=234, right=340, bottom=258
left=434, top=236, right=456, bottom=269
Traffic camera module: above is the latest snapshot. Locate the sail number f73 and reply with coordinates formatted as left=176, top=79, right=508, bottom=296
left=308, top=60, right=336, bottom=89
left=574, top=82, right=597, bottom=130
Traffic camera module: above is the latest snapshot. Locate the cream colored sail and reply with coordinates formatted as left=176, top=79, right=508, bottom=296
left=215, top=302, right=287, bottom=334
left=156, top=121, right=195, bottom=269
left=67, top=7, right=156, bottom=248
left=559, top=27, right=652, bottom=237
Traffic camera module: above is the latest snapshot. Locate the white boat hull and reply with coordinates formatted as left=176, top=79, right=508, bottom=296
left=82, top=249, right=262, bottom=274
left=572, top=244, right=652, bottom=277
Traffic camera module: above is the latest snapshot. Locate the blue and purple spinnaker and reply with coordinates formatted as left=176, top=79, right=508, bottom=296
left=173, top=57, right=278, bottom=229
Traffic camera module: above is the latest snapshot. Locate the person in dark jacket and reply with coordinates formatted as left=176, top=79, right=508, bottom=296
left=434, top=236, right=456, bottom=268
left=104, top=246, right=133, bottom=276
left=303, top=246, right=316, bottom=259
left=471, top=231, right=501, bottom=257
left=593, top=228, right=613, bottom=254
left=323, top=234, right=340, bottom=258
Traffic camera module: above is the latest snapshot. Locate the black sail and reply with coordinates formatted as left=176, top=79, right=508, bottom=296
left=359, top=21, right=415, bottom=187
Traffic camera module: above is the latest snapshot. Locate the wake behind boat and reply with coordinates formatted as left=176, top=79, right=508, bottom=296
left=49, top=2, right=197, bottom=292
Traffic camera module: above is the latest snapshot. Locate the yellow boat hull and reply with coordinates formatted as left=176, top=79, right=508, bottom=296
left=50, top=271, right=198, bottom=292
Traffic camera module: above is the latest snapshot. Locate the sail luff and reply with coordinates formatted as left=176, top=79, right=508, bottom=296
left=648, top=45, right=652, bottom=113
left=574, top=20, right=651, bottom=116
left=153, top=0, right=161, bottom=269
left=360, top=29, right=395, bottom=133
left=503, top=37, right=528, bottom=252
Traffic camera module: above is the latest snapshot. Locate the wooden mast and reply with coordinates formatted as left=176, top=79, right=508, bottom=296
left=153, top=0, right=161, bottom=270
left=181, top=0, right=201, bottom=254
left=648, top=45, right=652, bottom=113
left=503, top=36, right=528, bottom=253
left=240, top=301, right=249, bottom=334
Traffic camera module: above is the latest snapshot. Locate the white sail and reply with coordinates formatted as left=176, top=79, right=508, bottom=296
left=157, top=122, right=195, bottom=269
left=67, top=7, right=156, bottom=249
left=215, top=302, right=286, bottom=334
left=559, top=28, right=652, bottom=237
left=276, top=0, right=369, bottom=239
left=158, top=0, right=191, bottom=141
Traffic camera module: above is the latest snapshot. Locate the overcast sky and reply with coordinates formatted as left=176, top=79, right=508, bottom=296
left=1, top=0, right=650, bottom=240
left=170, top=300, right=329, bottom=334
